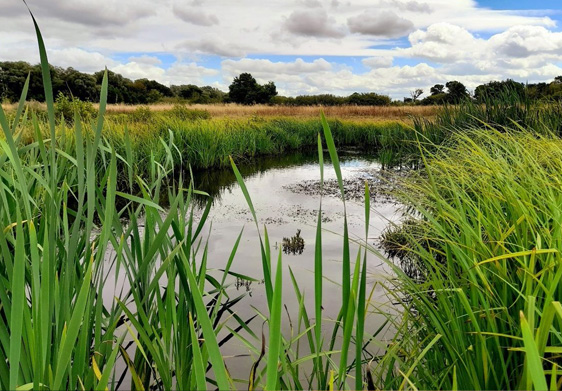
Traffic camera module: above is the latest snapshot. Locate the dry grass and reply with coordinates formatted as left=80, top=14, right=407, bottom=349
left=106, top=103, right=439, bottom=121
left=2, top=101, right=440, bottom=121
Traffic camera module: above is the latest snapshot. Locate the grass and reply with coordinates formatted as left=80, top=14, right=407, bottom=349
left=2, top=100, right=441, bottom=121
left=4, top=107, right=428, bottom=190
left=0, top=11, right=386, bottom=390
left=378, top=128, right=562, bottom=390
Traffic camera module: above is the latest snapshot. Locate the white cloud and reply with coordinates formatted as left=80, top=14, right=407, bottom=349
left=488, top=25, right=562, bottom=58
left=178, top=37, right=247, bottom=57
left=128, top=55, right=163, bottom=66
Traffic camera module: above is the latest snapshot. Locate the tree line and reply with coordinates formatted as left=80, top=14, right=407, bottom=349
left=3, top=60, right=562, bottom=106
left=409, top=78, right=562, bottom=105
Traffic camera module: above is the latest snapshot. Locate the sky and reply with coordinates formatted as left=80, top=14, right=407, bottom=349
left=1, top=0, right=562, bottom=99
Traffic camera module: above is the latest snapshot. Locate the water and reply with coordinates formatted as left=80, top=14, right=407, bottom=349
left=189, top=150, right=401, bottom=383
left=105, top=150, right=402, bottom=387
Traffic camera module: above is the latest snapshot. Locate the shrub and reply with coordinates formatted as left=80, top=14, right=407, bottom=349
left=130, top=105, right=153, bottom=122
left=170, top=104, right=211, bottom=121
left=54, top=92, right=96, bottom=121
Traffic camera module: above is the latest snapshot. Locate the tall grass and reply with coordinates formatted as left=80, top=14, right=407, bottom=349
left=1, top=10, right=385, bottom=391
left=379, top=128, right=562, bottom=390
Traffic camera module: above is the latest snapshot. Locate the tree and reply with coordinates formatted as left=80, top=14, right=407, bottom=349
left=446, top=81, right=468, bottom=103
left=348, top=92, right=391, bottom=106
left=228, top=73, right=277, bottom=104
left=474, top=79, right=524, bottom=102
left=410, top=88, right=423, bottom=102
left=430, top=84, right=444, bottom=96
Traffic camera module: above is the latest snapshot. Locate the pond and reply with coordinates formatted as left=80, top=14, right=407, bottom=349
left=103, top=149, right=403, bottom=387
left=188, top=150, right=402, bottom=382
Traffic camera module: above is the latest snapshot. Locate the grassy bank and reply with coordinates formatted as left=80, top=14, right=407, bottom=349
left=379, top=128, right=562, bottom=389
left=5, top=106, right=429, bottom=188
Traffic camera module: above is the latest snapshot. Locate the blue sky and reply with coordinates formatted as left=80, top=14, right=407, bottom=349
left=1, top=0, right=562, bottom=98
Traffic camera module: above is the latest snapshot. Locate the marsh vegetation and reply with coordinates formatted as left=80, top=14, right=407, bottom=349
left=4, top=14, right=562, bottom=391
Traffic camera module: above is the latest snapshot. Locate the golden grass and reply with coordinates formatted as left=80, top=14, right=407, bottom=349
left=2, top=101, right=439, bottom=121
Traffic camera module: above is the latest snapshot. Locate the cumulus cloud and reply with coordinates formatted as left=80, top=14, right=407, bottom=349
left=47, top=48, right=118, bottom=72
left=284, top=10, right=346, bottom=38
left=297, top=0, right=322, bottom=7
left=109, top=61, right=218, bottom=85
left=405, top=23, right=480, bottom=62
left=8, top=0, right=155, bottom=27
left=222, top=58, right=333, bottom=79
left=348, top=10, right=414, bottom=38
left=488, top=26, right=562, bottom=58
left=172, top=4, right=219, bottom=26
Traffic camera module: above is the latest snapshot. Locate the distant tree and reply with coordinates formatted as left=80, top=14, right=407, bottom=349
left=173, top=84, right=203, bottom=100
left=62, top=67, right=98, bottom=101
left=347, top=92, right=391, bottom=106
left=259, top=81, right=278, bottom=104
left=474, top=79, right=524, bottom=102
left=410, top=88, right=423, bottom=102
left=198, top=86, right=227, bottom=103
left=228, top=73, right=277, bottom=104
left=430, top=84, right=445, bottom=96
left=420, top=93, right=448, bottom=105
left=445, top=81, right=469, bottom=103
left=293, top=94, right=346, bottom=106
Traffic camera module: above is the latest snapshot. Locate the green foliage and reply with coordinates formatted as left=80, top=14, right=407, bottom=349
left=170, top=104, right=211, bottom=121
left=228, top=72, right=278, bottom=104
left=129, top=105, right=153, bottom=122
left=54, top=92, right=97, bottom=121
left=474, top=79, right=526, bottom=102
left=348, top=92, right=391, bottom=106
left=378, top=129, right=562, bottom=390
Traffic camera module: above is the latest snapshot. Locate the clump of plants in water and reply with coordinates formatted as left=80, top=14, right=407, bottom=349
left=282, top=229, right=305, bottom=255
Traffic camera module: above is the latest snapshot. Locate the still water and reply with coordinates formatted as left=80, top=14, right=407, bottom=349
left=189, top=150, right=401, bottom=382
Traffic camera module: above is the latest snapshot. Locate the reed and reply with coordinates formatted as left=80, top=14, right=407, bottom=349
left=378, top=128, right=562, bottom=390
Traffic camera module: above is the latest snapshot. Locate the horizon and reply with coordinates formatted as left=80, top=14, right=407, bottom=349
left=1, top=0, right=561, bottom=99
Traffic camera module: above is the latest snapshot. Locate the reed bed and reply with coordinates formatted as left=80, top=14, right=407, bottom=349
left=379, top=128, right=562, bottom=390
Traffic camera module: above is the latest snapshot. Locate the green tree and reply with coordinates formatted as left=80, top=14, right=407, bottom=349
left=446, top=80, right=469, bottom=103
left=430, top=84, right=444, bottom=96
left=474, top=79, right=525, bottom=102
left=228, top=73, right=277, bottom=104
